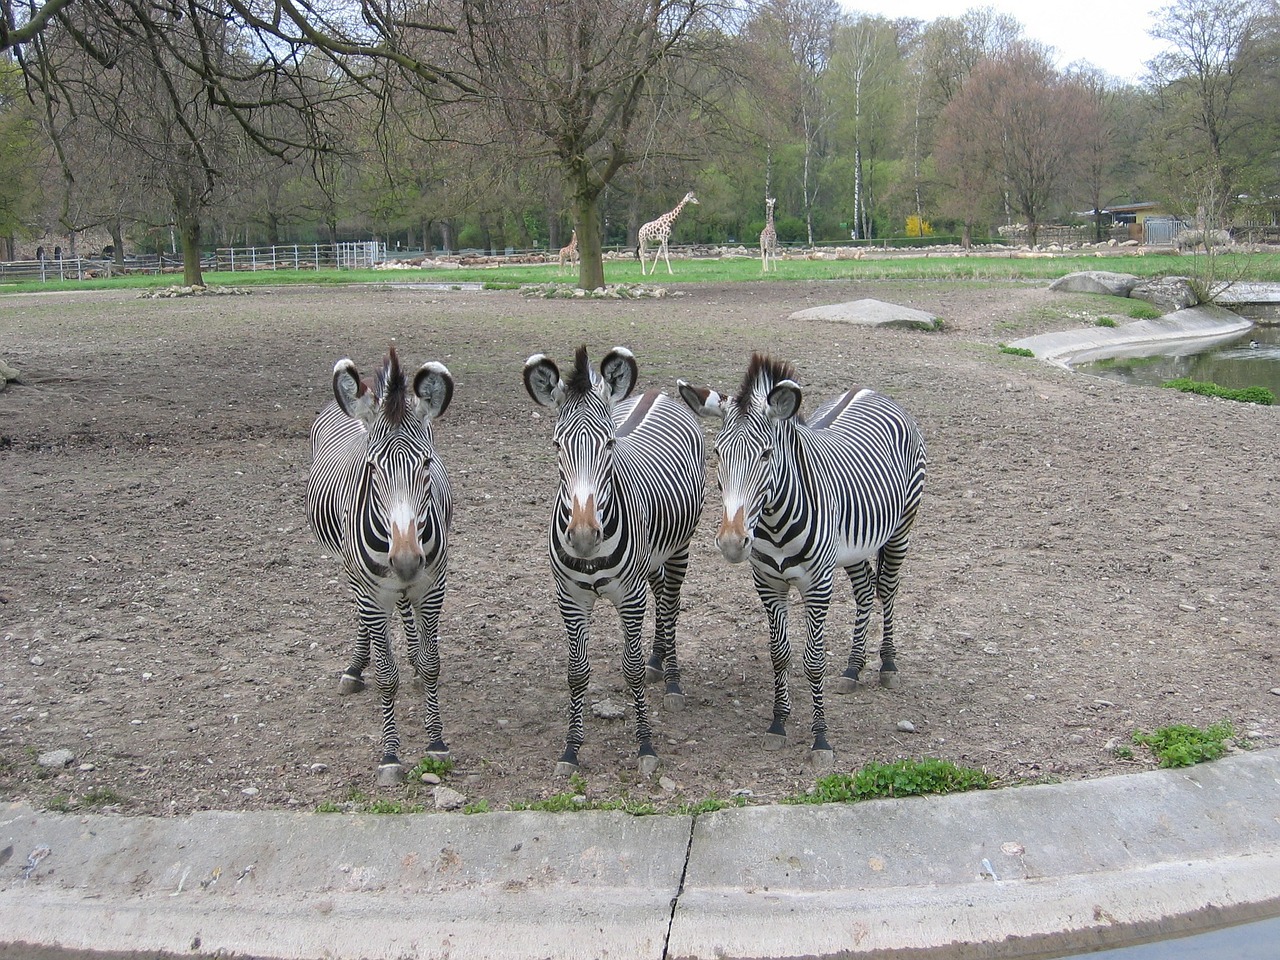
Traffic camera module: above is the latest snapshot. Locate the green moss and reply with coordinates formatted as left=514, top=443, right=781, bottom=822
left=999, top=345, right=1036, bottom=357
left=1162, top=378, right=1274, bottom=405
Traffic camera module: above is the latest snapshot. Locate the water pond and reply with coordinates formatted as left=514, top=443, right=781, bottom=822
left=1074, top=324, right=1280, bottom=395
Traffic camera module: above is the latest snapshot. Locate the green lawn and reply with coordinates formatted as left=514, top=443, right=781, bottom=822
left=5, top=250, right=1280, bottom=295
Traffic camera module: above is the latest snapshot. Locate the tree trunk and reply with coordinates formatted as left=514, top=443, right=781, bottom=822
left=178, top=209, right=204, bottom=286
left=575, top=192, right=606, bottom=290
left=110, top=222, right=125, bottom=264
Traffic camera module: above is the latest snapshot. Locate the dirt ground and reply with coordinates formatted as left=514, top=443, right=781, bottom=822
left=1, top=277, right=1277, bottom=817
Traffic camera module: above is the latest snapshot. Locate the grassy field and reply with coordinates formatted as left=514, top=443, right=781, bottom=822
left=5, top=249, right=1280, bottom=295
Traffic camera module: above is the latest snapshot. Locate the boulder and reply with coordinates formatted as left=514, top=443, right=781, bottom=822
left=789, top=298, right=941, bottom=331
left=1130, top=276, right=1200, bottom=312
left=1048, top=271, right=1140, bottom=297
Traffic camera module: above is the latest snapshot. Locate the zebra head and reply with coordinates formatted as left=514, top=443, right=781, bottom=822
left=524, top=346, right=638, bottom=559
left=333, top=346, right=453, bottom=582
left=679, top=354, right=801, bottom=564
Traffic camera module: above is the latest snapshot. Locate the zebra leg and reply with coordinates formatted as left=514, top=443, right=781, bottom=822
left=619, top=590, right=660, bottom=776
left=364, top=609, right=405, bottom=786
left=646, top=551, right=689, bottom=711
left=408, top=580, right=449, bottom=758
left=556, top=588, right=592, bottom=775
left=834, top=562, right=876, bottom=694
left=801, top=577, right=836, bottom=772
left=756, top=572, right=792, bottom=750
left=339, top=619, right=370, bottom=695
left=875, top=529, right=914, bottom=690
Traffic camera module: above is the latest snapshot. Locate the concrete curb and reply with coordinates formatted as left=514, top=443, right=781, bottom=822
left=2, top=748, right=1279, bottom=960
left=1008, top=304, right=1253, bottom=369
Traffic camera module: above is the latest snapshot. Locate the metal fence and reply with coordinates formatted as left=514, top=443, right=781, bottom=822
left=214, top=241, right=387, bottom=272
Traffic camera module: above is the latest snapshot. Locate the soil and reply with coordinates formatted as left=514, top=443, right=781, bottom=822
left=1, top=278, right=1276, bottom=817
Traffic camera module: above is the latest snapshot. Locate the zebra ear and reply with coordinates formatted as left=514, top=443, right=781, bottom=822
left=600, top=347, right=638, bottom=403
left=333, top=359, right=378, bottom=425
left=678, top=380, right=724, bottom=419
left=766, top=379, right=802, bottom=422
left=523, top=354, right=562, bottom=407
left=413, top=362, right=453, bottom=421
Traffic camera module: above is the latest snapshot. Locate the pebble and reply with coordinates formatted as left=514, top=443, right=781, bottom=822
left=309, top=763, right=328, bottom=774
left=29, top=656, right=45, bottom=667
left=1178, top=603, right=1197, bottom=612
left=1270, top=688, right=1280, bottom=697
left=78, top=763, right=95, bottom=772
left=420, top=773, right=442, bottom=785
left=591, top=699, right=625, bottom=720
left=433, top=786, right=466, bottom=811
left=241, top=787, right=259, bottom=797
left=896, top=720, right=916, bottom=733
left=1068, top=734, right=1085, bottom=745
left=658, top=776, right=678, bottom=793
left=37, top=749, right=74, bottom=768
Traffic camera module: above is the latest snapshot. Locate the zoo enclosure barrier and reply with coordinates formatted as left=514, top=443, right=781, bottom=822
left=214, top=242, right=387, bottom=272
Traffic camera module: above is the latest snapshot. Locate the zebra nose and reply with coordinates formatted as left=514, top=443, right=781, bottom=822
left=716, top=507, right=751, bottom=563
left=567, top=493, right=603, bottom=558
left=388, top=521, right=425, bottom=580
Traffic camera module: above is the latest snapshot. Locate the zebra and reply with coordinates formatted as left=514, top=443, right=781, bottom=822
left=524, top=346, right=705, bottom=776
left=305, top=345, right=454, bottom=786
left=679, top=354, right=926, bottom=771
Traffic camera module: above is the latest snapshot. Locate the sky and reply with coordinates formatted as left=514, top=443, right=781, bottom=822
left=842, top=1, right=1173, bottom=83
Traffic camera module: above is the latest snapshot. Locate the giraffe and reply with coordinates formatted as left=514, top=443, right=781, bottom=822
left=759, top=197, right=779, bottom=273
left=637, top=191, right=699, bottom=276
left=558, top=229, right=578, bottom=272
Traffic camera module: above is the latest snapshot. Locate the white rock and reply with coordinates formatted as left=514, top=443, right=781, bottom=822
left=434, top=785, right=466, bottom=811
left=591, top=699, right=625, bottom=720
left=37, top=748, right=74, bottom=768
left=896, top=720, right=916, bottom=733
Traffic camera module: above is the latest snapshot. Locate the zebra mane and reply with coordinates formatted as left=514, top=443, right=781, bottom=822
left=736, top=353, right=797, bottom=409
left=376, top=345, right=408, bottom=426
left=563, top=344, right=595, bottom=399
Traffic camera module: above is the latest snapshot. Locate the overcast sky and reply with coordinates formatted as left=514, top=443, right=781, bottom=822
left=842, top=1, right=1173, bottom=82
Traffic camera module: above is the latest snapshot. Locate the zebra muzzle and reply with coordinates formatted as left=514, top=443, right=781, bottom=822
left=716, top=506, right=752, bottom=563
left=566, top=493, right=603, bottom=558
left=387, top=520, right=425, bottom=580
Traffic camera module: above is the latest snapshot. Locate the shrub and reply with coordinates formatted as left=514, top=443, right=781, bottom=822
left=1127, top=303, right=1162, bottom=320
left=1133, top=722, right=1235, bottom=768
left=999, top=345, right=1035, bottom=357
left=786, top=758, right=992, bottom=804
left=1162, top=378, right=1274, bottom=405
left=1095, top=317, right=1117, bottom=328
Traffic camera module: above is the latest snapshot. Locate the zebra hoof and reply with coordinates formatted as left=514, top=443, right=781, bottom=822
left=644, top=664, right=663, bottom=684
left=376, top=762, right=405, bottom=787
left=555, top=760, right=579, bottom=776
left=879, top=670, right=901, bottom=690
left=832, top=675, right=859, bottom=695
left=425, top=742, right=450, bottom=759
left=810, top=749, right=835, bottom=773
left=764, top=732, right=787, bottom=751
left=638, top=753, right=660, bottom=777
left=338, top=673, right=366, bottom=695
left=663, top=692, right=686, bottom=712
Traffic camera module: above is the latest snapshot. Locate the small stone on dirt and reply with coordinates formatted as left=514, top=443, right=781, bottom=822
left=434, top=785, right=466, bottom=810
left=658, top=776, right=678, bottom=793
left=421, top=772, right=442, bottom=785
left=897, top=720, right=916, bottom=733
left=38, top=749, right=74, bottom=768
left=591, top=699, right=625, bottom=720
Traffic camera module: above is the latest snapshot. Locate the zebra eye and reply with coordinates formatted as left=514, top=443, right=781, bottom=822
left=605, top=438, right=616, bottom=451
left=760, top=447, right=774, bottom=463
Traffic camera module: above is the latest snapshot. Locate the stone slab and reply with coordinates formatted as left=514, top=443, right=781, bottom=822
left=789, top=298, right=941, bottom=330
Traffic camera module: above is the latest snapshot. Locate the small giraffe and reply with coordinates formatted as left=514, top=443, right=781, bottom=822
left=637, top=191, right=699, bottom=275
left=760, top=197, right=778, bottom=273
left=558, top=229, right=578, bottom=272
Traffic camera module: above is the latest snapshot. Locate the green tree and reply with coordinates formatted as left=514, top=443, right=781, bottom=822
left=0, top=60, right=39, bottom=258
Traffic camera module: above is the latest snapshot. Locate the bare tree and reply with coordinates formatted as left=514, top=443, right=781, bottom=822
left=460, top=0, right=730, bottom=289
left=940, top=42, right=1089, bottom=247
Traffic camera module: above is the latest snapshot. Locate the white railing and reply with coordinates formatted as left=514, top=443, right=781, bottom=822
left=214, top=242, right=387, bottom=272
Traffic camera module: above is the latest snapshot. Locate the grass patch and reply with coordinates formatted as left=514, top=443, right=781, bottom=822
left=999, top=345, right=1036, bottom=357
left=411, top=756, right=455, bottom=780
left=785, top=758, right=992, bottom=804
left=1162, top=378, right=1274, bottom=405
left=1133, top=722, right=1236, bottom=768
left=1095, top=317, right=1118, bottom=327
left=1127, top=302, right=1163, bottom=319
left=508, top=773, right=658, bottom=815
left=675, top=794, right=749, bottom=816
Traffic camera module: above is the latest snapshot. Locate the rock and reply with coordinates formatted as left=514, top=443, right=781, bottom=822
left=1048, top=271, right=1139, bottom=297
left=1130, top=276, right=1200, bottom=311
left=0, top=358, right=20, bottom=391
left=309, top=763, right=328, bottom=773
left=896, top=720, right=916, bottom=733
left=789, top=298, right=942, bottom=331
left=241, top=786, right=259, bottom=796
left=420, top=772, right=442, bottom=785
left=591, top=699, right=625, bottom=720
left=29, top=655, right=44, bottom=666
left=658, top=776, right=678, bottom=793
left=434, top=785, right=466, bottom=810
left=37, top=749, right=74, bottom=768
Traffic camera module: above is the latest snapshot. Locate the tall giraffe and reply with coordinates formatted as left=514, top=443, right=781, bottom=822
left=637, top=191, right=699, bottom=276
left=558, top=229, right=578, bottom=272
left=759, top=197, right=778, bottom=273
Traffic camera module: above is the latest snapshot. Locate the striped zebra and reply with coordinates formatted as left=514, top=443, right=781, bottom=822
left=679, top=354, right=926, bottom=771
left=305, top=346, right=454, bottom=786
left=524, top=346, right=705, bottom=776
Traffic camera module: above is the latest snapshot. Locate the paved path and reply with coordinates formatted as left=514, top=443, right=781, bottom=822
left=2, top=748, right=1278, bottom=960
